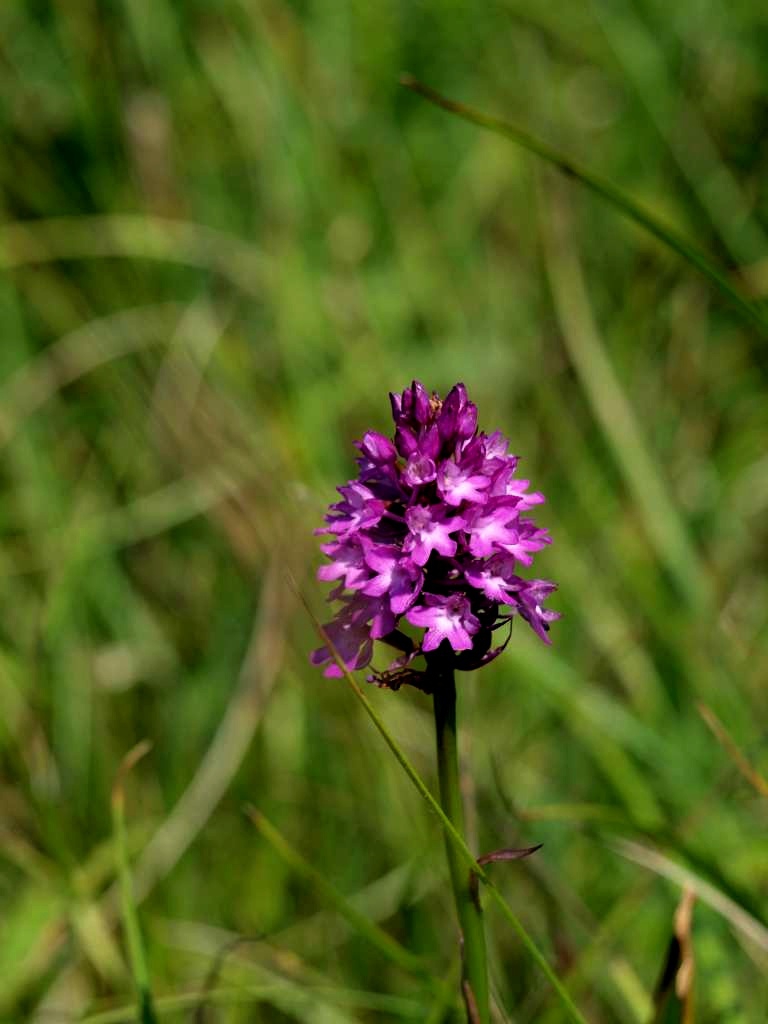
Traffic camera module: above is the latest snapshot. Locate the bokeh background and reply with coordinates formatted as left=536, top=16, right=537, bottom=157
left=1, top=2, right=767, bottom=1021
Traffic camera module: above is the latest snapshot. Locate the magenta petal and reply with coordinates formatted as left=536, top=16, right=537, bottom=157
left=359, top=430, right=397, bottom=462
left=456, top=402, right=477, bottom=440
left=438, top=461, right=490, bottom=506
left=406, top=594, right=480, bottom=654
left=370, top=609, right=395, bottom=638
left=389, top=564, right=422, bottom=614
left=395, top=425, right=419, bottom=458
left=421, top=630, right=442, bottom=652
left=362, top=542, right=398, bottom=573
left=389, top=390, right=403, bottom=420
left=464, top=557, right=519, bottom=602
left=411, top=380, right=431, bottom=424
left=404, top=604, right=436, bottom=628
left=311, top=619, right=374, bottom=676
left=403, top=453, right=437, bottom=486
left=445, top=622, right=472, bottom=651
left=361, top=574, right=390, bottom=597
left=483, top=431, right=510, bottom=461
left=419, top=424, right=441, bottom=460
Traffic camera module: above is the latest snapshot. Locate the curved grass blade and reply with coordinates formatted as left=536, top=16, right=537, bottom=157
left=400, top=76, right=768, bottom=345
left=296, top=585, right=590, bottom=1024
left=612, top=838, right=768, bottom=954
left=111, top=741, right=158, bottom=1024
left=697, top=703, right=768, bottom=798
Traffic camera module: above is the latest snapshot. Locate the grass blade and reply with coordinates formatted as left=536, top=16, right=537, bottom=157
left=539, top=184, right=708, bottom=612
left=245, top=807, right=431, bottom=978
left=400, top=76, right=768, bottom=345
left=111, top=741, right=158, bottom=1024
left=611, top=838, right=768, bottom=955
left=697, top=703, right=768, bottom=798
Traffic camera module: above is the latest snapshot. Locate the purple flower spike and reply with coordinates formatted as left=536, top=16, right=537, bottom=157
left=312, top=381, right=559, bottom=686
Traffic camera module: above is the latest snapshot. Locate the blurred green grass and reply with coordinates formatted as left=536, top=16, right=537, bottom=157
left=1, top=1, right=767, bottom=1021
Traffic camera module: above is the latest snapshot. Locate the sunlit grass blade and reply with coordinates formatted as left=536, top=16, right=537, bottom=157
left=245, top=806, right=432, bottom=978
left=400, top=76, right=768, bottom=346
left=111, top=740, right=158, bottom=1024
left=0, top=215, right=265, bottom=298
left=296, top=586, right=590, bottom=1024
left=79, top=983, right=425, bottom=1023
left=611, top=838, right=768, bottom=955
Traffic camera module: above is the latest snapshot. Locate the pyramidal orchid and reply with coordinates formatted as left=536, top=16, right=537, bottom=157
left=312, top=380, right=559, bottom=690
left=311, top=382, right=559, bottom=1024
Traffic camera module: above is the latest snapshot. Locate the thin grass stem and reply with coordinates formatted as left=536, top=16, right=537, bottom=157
left=111, top=741, right=158, bottom=1024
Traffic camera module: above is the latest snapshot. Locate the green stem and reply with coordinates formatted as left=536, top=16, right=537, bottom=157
left=304, top=594, right=589, bottom=1023
left=431, top=662, right=490, bottom=1024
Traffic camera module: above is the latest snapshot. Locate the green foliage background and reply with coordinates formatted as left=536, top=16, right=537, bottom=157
left=0, top=1, right=766, bottom=1021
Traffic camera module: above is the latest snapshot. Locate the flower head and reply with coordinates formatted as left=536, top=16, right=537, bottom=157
left=312, top=381, right=560, bottom=688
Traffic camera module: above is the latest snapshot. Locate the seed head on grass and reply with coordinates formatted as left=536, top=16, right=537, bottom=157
left=311, top=381, right=559, bottom=690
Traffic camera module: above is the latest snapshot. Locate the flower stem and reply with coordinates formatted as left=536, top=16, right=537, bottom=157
left=431, top=660, right=490, bottom=1023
